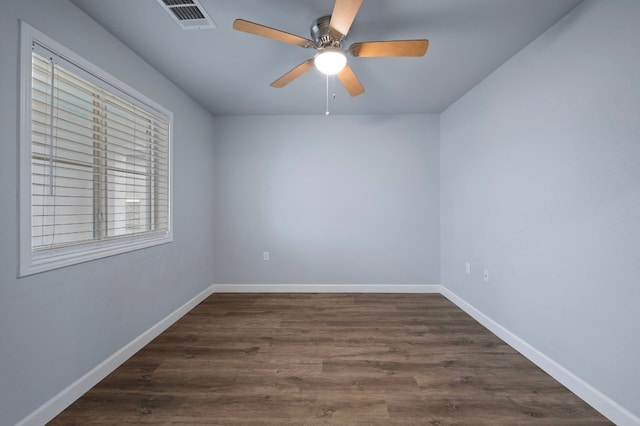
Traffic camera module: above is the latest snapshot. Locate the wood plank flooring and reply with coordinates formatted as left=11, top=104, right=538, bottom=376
left=50, top=294, right=612, bottom=425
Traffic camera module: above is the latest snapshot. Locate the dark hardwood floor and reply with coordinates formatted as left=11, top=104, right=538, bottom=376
left=50, top=293, right=612, bottom=425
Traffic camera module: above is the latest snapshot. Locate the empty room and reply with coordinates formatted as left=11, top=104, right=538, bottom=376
left=0, top=0, right=638, bottom=425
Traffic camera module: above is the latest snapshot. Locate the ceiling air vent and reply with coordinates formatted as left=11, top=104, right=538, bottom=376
left=157, top=0, right=216, bottom=30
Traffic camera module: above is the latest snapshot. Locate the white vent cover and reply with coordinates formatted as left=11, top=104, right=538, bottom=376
left=157, top=0, right=216, bottom=30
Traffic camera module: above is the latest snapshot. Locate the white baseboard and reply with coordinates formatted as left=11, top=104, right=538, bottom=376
left=16, top=284, right=217, bottom=426
left=213, top=284, right=442, bottom=293
left=440, top=286, right=639, bottom=426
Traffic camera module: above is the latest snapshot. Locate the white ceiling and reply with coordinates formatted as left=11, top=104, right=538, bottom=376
left=71, top=0, right=582, bottom=116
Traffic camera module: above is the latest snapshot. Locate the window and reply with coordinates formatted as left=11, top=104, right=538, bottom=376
left=19, top=22, right=172, bottom=276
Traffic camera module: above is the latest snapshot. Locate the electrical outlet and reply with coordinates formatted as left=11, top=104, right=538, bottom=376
left=465, top=262, right=471, bottom=274
left=483, top=269, right=489, bottom=282
left=263, top=251, right=270, bottom=261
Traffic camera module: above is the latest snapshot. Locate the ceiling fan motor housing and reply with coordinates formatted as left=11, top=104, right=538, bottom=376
left=311, top=15, right=343, bottom=48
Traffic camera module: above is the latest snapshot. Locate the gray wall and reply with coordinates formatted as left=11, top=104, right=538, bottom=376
left=440, top=0, right=640, bottom=418
left=0, top=1, right=216, bottom=425
left=213, top=115, right=440, bottom=285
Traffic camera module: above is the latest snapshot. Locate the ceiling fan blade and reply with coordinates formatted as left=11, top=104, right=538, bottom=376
left=329, top=0, right=363, bottom=37
left=350, top=40, right=429, bottom=57
left=271, top=59, right=315, bottom=88
left=233, top=19, right=314, bottom=48
left=337, top=65, right=365, bottom=97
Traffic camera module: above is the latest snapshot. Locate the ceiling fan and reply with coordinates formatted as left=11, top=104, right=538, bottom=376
left=233, top=0, right=429, bottom=97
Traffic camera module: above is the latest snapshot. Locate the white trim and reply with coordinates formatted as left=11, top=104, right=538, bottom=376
left=26, top=234, right=173, bottom=277
left=440, top=287, right=640, bottom=426
left=213, top=284, right=442, bottom=293
left=16, top=284, right=216, bottom=426
left=18, top=21, right=34, bottom=278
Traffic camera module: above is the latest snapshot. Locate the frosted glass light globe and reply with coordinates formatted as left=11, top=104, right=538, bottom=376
left=314, top=49, right=347, bottom=75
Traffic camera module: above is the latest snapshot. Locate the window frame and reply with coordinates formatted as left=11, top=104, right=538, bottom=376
left=19, top=21, right=173, bottom=277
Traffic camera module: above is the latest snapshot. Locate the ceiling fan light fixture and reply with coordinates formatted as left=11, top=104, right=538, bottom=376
left=314, top=48, right=347, bottom=75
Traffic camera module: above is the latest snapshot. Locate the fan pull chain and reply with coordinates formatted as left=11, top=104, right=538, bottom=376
left=332, top=75, right=337, bottom=101
left=325, top=74, right=330, bottom=115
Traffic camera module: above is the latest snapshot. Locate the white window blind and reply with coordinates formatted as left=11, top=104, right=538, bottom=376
left=20, top=22, right=172, bottom=276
